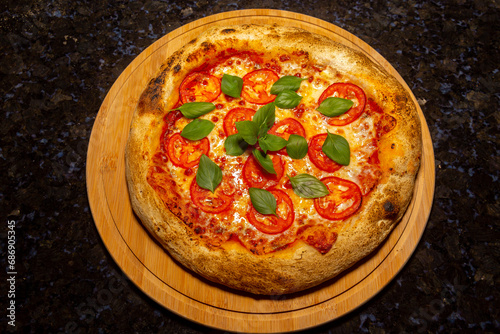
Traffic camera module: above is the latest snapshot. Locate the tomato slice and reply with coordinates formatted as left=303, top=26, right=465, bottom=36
left=242, top=154, right=284, bottom=189
left=307, top=134, right=342, bottom=173
left=241, top=69, right=279, bottom=104
left=314, top=177, right=362, bottom=220
left=180, top=72, right=221, bottom=103
left=318, top=82, right=366, bottom=126
left=223, top=107, right=256, bottom=136
left=247, top=189, right=294, bottom=234
left=268, top=118, right=306, bottom=140
left=268, top=118, right=306, bottom=154
left=190, top=177, right=234, bottom=213
left=166, top=133, right=210, bottom=168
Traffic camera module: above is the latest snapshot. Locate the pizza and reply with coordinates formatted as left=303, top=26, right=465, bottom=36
left=125, top=24, right=422, bottom=295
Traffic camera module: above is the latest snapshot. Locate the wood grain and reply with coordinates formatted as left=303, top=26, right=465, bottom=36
left=86, top=9, right=435, bottom=333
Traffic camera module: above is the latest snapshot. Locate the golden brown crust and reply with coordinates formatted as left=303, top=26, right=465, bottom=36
left=125, top=24, right=421, bottom=295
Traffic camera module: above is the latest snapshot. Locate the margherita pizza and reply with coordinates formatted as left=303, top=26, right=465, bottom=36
left=125, top=24, right=421, bottom=295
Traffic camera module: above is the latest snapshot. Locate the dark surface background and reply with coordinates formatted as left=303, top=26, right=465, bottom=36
left=1, top=0, right=499, bottom=333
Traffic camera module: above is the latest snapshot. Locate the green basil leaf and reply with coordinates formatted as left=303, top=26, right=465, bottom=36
left=252, top=149, right=276, bottom=174
left=322, top=131, right=350, bottom=165
left=275, top=89, right=302, bottom=109
left=181, top=119, right=214, bottom=141
left=286, top=134, right=308, bottom=159
left=288, top=174, right=329, bottom=199
left=270, top=76, right=307, bottom=95
left=235, top=120, right=259, bottom=145
left=258, top=134, right=288, bottom=154
left=224, top=134, right=248, bottom=156
left=221, top=74, right=243, bottom=98
left=249, top=187, right=278, bottom=216
left=317, top=97, right=354, bottom=117
left=252, top=102, right=276, bottom=137
left=173, top=102, right=216, bottom=119
left=196, top=154, right=222, bottom=193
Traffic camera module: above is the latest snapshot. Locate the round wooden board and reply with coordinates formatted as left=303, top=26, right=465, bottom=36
left=87, top=9, right=435, bottom=333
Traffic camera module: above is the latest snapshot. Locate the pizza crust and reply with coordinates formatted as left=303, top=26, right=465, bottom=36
left=125, top=24, right=421, bottom=294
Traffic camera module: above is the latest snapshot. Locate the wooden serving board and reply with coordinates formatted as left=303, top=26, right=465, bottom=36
left=86, top=9, right=435, bottom=333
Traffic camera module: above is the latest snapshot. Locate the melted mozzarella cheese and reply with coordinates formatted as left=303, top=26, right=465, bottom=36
left=210, top=56, right=256, bottom=78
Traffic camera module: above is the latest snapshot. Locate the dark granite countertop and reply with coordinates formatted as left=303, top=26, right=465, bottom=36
left=1, top=0, right=499, bottom=333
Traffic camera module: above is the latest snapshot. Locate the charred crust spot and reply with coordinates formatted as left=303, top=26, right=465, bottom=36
left=150, top=84, right=162, bottom=98
left=194, top=226, right=205, bottom=234
left=165, top=58, right=175, bottom=69
left=155, top=71, right=166, bottom=85
left=383, top=200, right=399, bottom=219
left=186, top=42, right=216, bottom=64
left=137, top=79, right=165, bottom=116
left=221, top=28, right=236, bottom=34
left=150, top=93, right=159, bottom=102
left=201, top=41, right=216, bottom=52
left=165, top=53, right=178, bottom=71
left=173, top=64, right=181, bottom=73
left=188, top=38, right=197, bottom=45
left=384, top=201, right=395, bottom=212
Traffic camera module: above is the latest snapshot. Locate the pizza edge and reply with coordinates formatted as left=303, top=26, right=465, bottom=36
left=125, top=24, right=422, bottom=295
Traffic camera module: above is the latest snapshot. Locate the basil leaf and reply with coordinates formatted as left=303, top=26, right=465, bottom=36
left=322, top=131, right=350, bottom=165
left=275, top=89, right=302, bottom=109
left=173, top=102, right=216, bottom=119
left=235, top=120, right=259, bottom=145
left=181, top=119, right=214, bottom=141
left=252, top=102, right=276, bottom=137
left=270, top=76, right=307, bottom=95
left=258, top=134, right=288, bottom=153
left=317, top=97, right=354, bottom=117
left=252, top=149, right=276, bottom=174
left=288, top=174, right=329, bottom=199
left=224, top=134, right=248, bottom=156
left=196, top=154, right=222, bottom=193
left=286, top=134, right=308, bottom=159
left=221, top=74, right=243, bottom=98
left=249, top=187, right=278, bottom=216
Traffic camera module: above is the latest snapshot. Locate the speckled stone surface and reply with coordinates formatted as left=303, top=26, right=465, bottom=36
left=1, top=0, right=499, bottom=333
